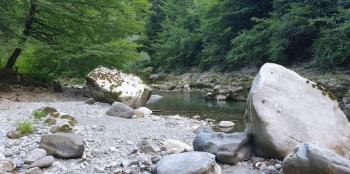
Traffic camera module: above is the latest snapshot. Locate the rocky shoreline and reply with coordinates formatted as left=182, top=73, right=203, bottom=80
left=1, top=64, right=350, bottom=174
left=149, top=66, right=350, bottom=117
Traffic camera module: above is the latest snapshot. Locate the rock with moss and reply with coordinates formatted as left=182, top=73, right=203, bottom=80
left=246, top=63, right=350, bottom=159
left=50, top=118, right=73, bottom=133
left=86, top=66, right=152, bottom=108
left=33, top=107, right=57, bottom=119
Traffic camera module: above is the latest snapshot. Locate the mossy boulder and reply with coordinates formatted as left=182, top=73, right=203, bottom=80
left=86, top=66, right=152, bottom=108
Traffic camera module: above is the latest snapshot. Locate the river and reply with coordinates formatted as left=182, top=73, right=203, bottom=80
left=146, top=91, right=247, bottom=131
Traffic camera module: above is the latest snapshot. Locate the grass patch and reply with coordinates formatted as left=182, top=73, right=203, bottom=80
left=33, top=110, right=45, bottom=119
left=17, top=120, right=33, bottom=134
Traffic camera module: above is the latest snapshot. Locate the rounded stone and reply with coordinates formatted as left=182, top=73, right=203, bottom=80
left=218, top=121, right=235, bottom=128
left=154, top=152, right=221, bottom=174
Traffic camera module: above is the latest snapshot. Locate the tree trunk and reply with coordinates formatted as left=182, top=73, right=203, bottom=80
left=4, top=0, right=37, bottom=70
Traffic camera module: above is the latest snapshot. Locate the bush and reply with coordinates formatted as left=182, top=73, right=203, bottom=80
left=17, top=120, right=33, bottom=134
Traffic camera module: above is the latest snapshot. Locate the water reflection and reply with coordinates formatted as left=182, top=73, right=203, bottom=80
left=146, top=91, right=247, bottom=131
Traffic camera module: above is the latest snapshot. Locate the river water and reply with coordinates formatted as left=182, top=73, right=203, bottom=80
left=146, top=91, right=247, bottom=131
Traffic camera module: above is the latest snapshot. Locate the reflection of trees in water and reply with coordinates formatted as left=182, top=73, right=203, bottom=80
left=147, top=91, right=246, bottom=120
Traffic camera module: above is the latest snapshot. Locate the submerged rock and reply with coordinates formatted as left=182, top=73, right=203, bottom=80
left=282, top=142, right=350, bottom=174
left=106, top=102, right=134, bottom=118
left=86, top=66, right=152, bottom=108
left=245, top=63, right=350, bottom=159
left=193, top=131, right=251, bottom=164
left=154, top=152, right=221, bottom=174
left=39, top=133, right=84, bottom=159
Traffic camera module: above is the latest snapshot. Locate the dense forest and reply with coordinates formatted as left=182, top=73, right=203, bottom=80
left=0, top=0, right=349, bottom=81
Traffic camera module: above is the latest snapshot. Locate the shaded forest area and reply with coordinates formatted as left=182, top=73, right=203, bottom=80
left=0, top=0, right=349, bottom=82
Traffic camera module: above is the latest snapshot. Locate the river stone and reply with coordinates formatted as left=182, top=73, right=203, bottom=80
left=163, top=139, right=193, bottom=154
left=28, top=156, right=54, bottom=169
left=39, top=133, right=84, bottom=159
left=245, top=63, right=350, bottom=159
left=193, top=131, right=251, bottom=164
left=106, top=102, right=134, bottom=118
left=218, top=121, right=235, bottom=128
left=154, top=152, right=221, bottom=174
left=25, top=148, right=47, bottom=164
left=133, top=107, right=152, bottom=117
left=282, top=142, right=350, bottom=174
left=86, top=66, right=152, bottom=108
left=25, top=167, right=42, bottom=174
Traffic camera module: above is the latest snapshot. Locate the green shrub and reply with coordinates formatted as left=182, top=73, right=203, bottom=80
left=17, top=120, right=33, bottom=134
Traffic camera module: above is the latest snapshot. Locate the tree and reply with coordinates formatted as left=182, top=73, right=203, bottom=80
left=200, top=0, right=272, bottom=70
left=0, top=0, right=147, bottom=78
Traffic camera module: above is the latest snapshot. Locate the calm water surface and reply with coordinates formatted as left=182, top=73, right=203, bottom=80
left=146, top=91, right=247, bottom=131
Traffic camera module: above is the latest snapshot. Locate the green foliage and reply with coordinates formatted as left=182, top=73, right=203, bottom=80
left=33, top=109, right=45, bottom=120
left=312, top=8, right=350, bottom=70
left=17, top=120, right=33, bottom=134
left=1, top=0, right=148, bottom=79
left=144, top=0, right=349, bottom=72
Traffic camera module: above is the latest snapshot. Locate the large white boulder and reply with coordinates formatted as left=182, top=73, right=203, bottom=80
left=245, top=63, right=350, bottom=159
left=86, top=66, right=152, bottom=108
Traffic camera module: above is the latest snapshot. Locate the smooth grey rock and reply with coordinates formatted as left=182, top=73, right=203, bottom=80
left=282, top=142, right=350, bottom=174
left=39, top=133, right=84, bottom=159
left=193, top=132, right=251, bottom=164
left=86, top=66, right=152, bottom=108
left=25, top=148, right=47, bottom=164
left=106, top=102, right=134, bottom=118
left=25, top=167, right=42, bottom=174
left=154, top=152, right=221, bottom=174
left=246, top=63, right=350, bottom=159
left=28, top=156, right=54, bottom=169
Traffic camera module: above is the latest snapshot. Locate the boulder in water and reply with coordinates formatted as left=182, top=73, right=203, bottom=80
left=86, top=66, right=152, bottom=108
left=245, top=63, right=350, bottom=159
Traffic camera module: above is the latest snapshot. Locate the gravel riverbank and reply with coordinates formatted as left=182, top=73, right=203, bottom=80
left=0, top=101, right=202, bottom=173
